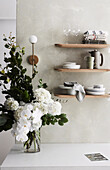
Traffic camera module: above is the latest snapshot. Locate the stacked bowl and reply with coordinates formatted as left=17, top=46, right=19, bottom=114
left=58, top=85, right=76, bottom=95
left=85, top=85, right=105, bottom=95
left=62, top=62, right=80, bottom=69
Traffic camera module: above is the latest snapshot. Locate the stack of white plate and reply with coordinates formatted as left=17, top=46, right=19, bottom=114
left=62, top=62, right=80, bottom=69
left=58, top=85, right=76, bottom=95
left=85, top=85, right=105, bottom=95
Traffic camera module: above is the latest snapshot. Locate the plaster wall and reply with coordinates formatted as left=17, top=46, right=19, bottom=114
left=0, top=0, right=16, bottom=164
left=0, top=0, right=16, bottom=19
left=17, top=0, right=110, bottom=143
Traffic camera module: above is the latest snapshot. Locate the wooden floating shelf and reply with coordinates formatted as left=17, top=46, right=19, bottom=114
left=55, top=44, right=110, bottom=48
left=55, top=94, right=110, bottom=98
left=54, top=68, right=110, bottom=72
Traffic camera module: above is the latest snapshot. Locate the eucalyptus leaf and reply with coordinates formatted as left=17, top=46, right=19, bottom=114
left=0, top=116, right=7, bottom=126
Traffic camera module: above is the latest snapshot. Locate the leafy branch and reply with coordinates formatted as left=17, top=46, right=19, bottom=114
left=38, top=79, right=48, bottom=89
left=41, top=113, right=68, bottom=126
left=0, top=33, right=35, bottom=103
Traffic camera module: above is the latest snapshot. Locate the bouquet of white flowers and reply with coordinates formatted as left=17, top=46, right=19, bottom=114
left=0, top=34, right=68, bottom=153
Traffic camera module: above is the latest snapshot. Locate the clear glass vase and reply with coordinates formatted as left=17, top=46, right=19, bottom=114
left=24, top=130, right=40, bottom=153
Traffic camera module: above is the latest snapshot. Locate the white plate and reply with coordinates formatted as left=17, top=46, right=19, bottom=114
left=63, top=65, right=80, bottom=69
left=86, top=91, right=105, bottom=95
left=63, top=62, right=76, bottom=65
left=85, top=87, right=105, bottom=92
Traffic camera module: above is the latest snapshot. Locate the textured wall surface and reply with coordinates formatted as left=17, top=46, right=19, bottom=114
left=0, top=0, right=16, bottom=19
left=17, top=0, right=110, bottom=143
left=0, top=20, right=16, bottom=164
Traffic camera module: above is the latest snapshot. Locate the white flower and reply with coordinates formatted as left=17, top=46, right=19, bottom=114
left=16, top=133, right=28, bottom=142
left=20, top=109, right=31, bottom=119
left=48, top=101, right=62, bottom=115
left=11, top=122, right=30, bottom=142
left=4, top=98, right=19, bottom=111
left=33, top=102, right=48, bottom=115
left=18, top=118, right=31, bottom=133
left=32, top=120, right=42, bottom=131
left=14, top=104, right=32, bottom=121
left=32, top=108, right=43, bottom=124
left=14, top=106, right=24, bottom=121
left=25, top=104, right=33, bottom=111
left=29, top=108, right=43, bottom=132
left=34, top=88, right=51, bottom=103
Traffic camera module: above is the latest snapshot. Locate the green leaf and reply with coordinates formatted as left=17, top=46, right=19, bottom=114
left=61, top=117, right=68, bottom=123
left=60, top=114, right=66, bottom=118
left=3, top=119, right=13, bottom=131
left=22, top=90, right=30, bottom=102
left=11, top=47, right=16, bottom=52
left=5, top=44, right=10, bottom=48
left=12, top=37, right=15, bottom=39
left=58, top=120, right=64, bottom=126
left=4, top=57, right=12, bottom=63
left=0, top=115, right=7, bottom=126
left=42, top=83, right=48, bottom=89
left=3, top=38, right=7, bottom=41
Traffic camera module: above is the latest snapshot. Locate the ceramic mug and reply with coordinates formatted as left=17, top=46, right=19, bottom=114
left=85, top=56, right=94, bottom=69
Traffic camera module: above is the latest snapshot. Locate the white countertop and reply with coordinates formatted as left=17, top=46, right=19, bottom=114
left=1, top=143, right=110, bottom=170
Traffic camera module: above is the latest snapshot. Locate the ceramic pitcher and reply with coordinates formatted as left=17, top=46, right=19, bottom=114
left=89, top=50, right=104, bottom=69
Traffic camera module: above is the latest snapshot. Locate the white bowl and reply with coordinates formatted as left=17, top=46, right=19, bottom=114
left=58, top=85, right=76, bottom=95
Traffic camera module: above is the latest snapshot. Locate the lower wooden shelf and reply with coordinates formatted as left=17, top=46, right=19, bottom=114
left=55, top=94, right=110, bottom=98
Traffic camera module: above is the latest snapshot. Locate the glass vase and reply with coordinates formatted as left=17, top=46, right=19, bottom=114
left=24, top=130, right=40, bottom=153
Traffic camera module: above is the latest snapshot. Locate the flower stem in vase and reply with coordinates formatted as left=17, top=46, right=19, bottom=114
left=24, top=131, right=40, bottom=153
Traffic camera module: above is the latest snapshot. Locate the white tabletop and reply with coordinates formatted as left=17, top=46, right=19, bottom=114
left=1, top=143, right=110, bottom=170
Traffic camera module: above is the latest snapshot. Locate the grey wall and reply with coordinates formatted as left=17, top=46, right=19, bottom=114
left=17, top=0, right=110, bottom=143
left=0, top=0, right=16, bottom=165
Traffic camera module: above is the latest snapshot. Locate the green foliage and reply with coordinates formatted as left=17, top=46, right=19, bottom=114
left=0, top=33, right=36, bottom=132
left=41, top=113, right=68, bottom=126
left=0, top=104, right=14, bottom=132
left=0, top=33, right=68, bottom=133
left=38, top=79, right=48, bottom=89
left=0, top=33, right=35, bottom=103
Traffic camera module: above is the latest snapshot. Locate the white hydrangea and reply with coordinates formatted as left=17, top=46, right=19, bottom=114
left=14, top=106, right=24, bottom=121
left=34, top=88, right=51, bottom=103
left=33, top=102, right=48, bottom=115
left=48, top=101, right=62, bottom=115
left=4, top=98, right=19, bottom=111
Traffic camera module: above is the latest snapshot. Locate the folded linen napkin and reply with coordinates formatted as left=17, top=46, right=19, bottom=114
left=64, top=82, right=85, bottom=102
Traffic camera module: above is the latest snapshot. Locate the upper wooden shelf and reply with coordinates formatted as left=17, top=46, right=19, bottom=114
left=55, top=44, right=110, bottom=48
left=55, top=94, right=110, bottom=98
left=54, top=68, right=110, bottom=72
